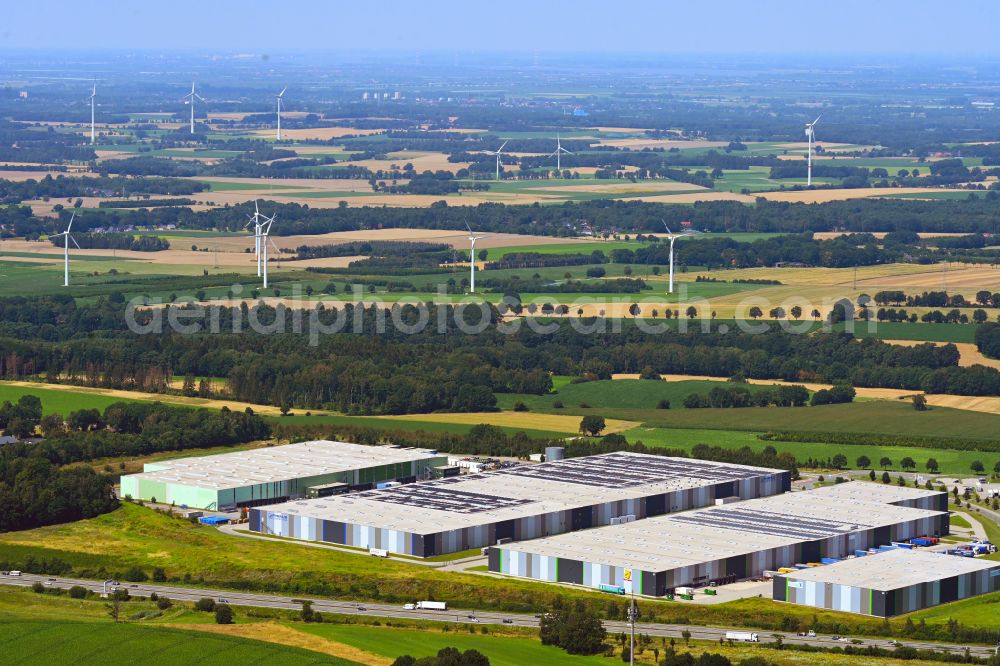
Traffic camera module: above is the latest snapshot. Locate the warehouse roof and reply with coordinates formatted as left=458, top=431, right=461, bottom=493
left=123, top=441, right=443, bottom=490
left=257, top=453, right=786, bottom=533
left=495, top=483, right=947, bottom=572
left=780, top=548, right=1000, bottom=590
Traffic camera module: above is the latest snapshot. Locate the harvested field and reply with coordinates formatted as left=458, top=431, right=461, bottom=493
left=0, top=169, right=95, bottom=181
left=374, top=411, right=639, bottom=434
left=757, top=187, right=968, bottom=203
left=852, top=265, right=1000, bottom=290
left=525, top=180, right=704, bottom=194
left=886, top=341, right=1000, bottom=371
left=345, top=150, right=471, bottom=173
left=170, top=623, right=389, bottom=665
left=693, top=263, right=965, bottom=286
left=594, top=138, right=729, bottom=150
left=812, top=231, right=970, bottom=240
left=618, top=191, right=756, bottom=203
left=250, top=127, right=382, bottom=140
left=922, top=394, right=1000, bottom=415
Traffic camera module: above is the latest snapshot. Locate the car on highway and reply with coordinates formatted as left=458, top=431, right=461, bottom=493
left=357, top=606, right=367, bottom=611
left=502, top=619, right=513, bottom=624
left=217, top=598, right=229, bottom=603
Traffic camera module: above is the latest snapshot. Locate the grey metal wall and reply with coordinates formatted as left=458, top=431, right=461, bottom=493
left=251, top=470, right=789, bottom=557
left=490, top=512, right=944, bottom=596
left=777, top=563, right=1000, bottom=616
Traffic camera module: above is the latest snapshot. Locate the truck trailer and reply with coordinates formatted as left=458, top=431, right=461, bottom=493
left=416, top=601, right=447, bottom=610
left=725, top=631, right=759, bottom=642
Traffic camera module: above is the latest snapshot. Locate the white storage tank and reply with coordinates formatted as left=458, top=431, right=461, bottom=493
left=545, top=446, right=565, bottom=462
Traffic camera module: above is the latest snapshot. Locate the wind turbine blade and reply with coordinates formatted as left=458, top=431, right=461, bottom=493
left=279, top=87, right=287, bottom=97
left=269, top=237, right=280, bottom=253
left=70, top=235, right=81, bottom=250
left=661, top=220, right=672, bottom=235
left=67, top=212, right=75, bottom=232
left=464, top=221, right=473, bottom=233
left=813, top=115, right=821, bottom=125
left=498, top=140, right=508, bottom=153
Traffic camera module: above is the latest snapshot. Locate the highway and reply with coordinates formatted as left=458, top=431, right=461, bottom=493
left=1, top=573, right=996, bottom=658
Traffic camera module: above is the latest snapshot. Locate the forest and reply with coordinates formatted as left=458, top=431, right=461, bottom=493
left=0, top=297, right=997, bottom=419
left=9, top=197, right=1000, bottom=244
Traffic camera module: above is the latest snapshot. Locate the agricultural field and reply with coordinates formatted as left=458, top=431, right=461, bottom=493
left=2, top=620, right=352, bottom=665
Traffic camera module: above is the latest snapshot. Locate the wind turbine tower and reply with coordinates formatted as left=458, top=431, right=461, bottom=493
left=260, top=213, right=278, bottom=289
left=466, top=223, right=487, bottom=293
left=275, top=87, right=287, bottom=140
left=550, top=134, right=573, bottom=172
left=488, top=140, right=509, bottom=181
left=244, top=200, right=265, bottom=276
left=90, top=84, right=97, bottom=144
left=182, top=82, right=205, bottom=134
left=662, top=221, right=701, bottom=294
left=805, top=116, right=821, bottom=187
left=51, top=213, right=80, bottom=287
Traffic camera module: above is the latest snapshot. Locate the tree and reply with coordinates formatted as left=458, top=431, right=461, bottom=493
left=106, top=588, right=128, bottom=623
left=69, top=585, right=88, bottom=599
left=912, top=394, right=928, bottom=411
left=901, top=457, right=916, bottom=471
left=579, top=415, right=606, bottom=436
left=629, top=303, right=641, bottom=317
left=869, top=469, right=876, bottom=481
left=882, top=471, right=891, bottom=484
left=748, top=306, right=763, bottom=320
left=215, top=603, right=234, bottom=624
left=856, top=455, right=870, bottom=469
left=926, top=458, right=940, bottom=473
left=880, top=457, right=893, bottom=470
left=477, top=248, right=488, bottom=262
left=540, top=600, right=607, bottom=655
left=971, top=460, right=985, bottom=474
left=301, top=600, right=316, bottom=622
left=831, top=453, right=847, bottom=469
left=790, top=305, right=802, bottom=319
left=686, top=306, right=697, bottom=319
left=195, top=597, right=216, bottom=612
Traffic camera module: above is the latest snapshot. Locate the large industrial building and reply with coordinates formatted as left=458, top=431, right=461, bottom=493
left=487, top=483, right=949, bottom=596
left=775, top=548, right=1000, bottom=616
left=119, top=441, right=447, bottom=510
left=250, top=453, right=789, bottom=557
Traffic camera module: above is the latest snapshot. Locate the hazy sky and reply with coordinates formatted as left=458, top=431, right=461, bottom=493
left=2, top=0, right=999, bottom=55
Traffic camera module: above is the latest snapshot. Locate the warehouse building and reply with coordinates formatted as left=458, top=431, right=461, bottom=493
left=250, top=453, right=789, bottom=556
left=487, top=483, right=949, bottom=596
left=775, top=548, right=1000, bottom=616
left=119, top=441, right=447, bottom=510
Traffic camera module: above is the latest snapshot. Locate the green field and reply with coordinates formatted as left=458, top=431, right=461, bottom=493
left=300, top=624, right=604, bottom=666
left=3, top=620, right=354, bottom=665
left=0, top=382, right=141, bottom=415
left=640, top=400, right=1000, bottom=441
left=630, top=426, right=996, bottom=475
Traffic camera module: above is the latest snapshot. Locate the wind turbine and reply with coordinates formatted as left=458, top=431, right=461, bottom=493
left=259, top=213, right=279, bottom=289
left=662, top=221, right=701, bottom=294
left=244, top=200, right=265, bottom=276
left=182, top=82, right=205, bottom=134
left=51, top=213, right=80, bottom=287
left=487, top=140, right=509, bottom=181
left=805, top=116, right=821, bottom=187
left=549, top=134, right=573, bottom=172
left=465, top=222, right=487, bottom=293
left=275, top=87, right=287, bottom=140
left=89, top=83, right=97, bottom=144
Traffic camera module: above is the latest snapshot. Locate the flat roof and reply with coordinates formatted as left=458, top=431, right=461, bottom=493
left=781, top=548, right=1000, bottom=590
left=495, top=483, right=946, bottom=572
left=124, top=441, right=442, bottom=491
left=258, top=453, right=785, bottom=533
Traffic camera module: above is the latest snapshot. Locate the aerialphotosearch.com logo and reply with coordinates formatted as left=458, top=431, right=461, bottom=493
left=125, top=282, right=878, bottom=346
